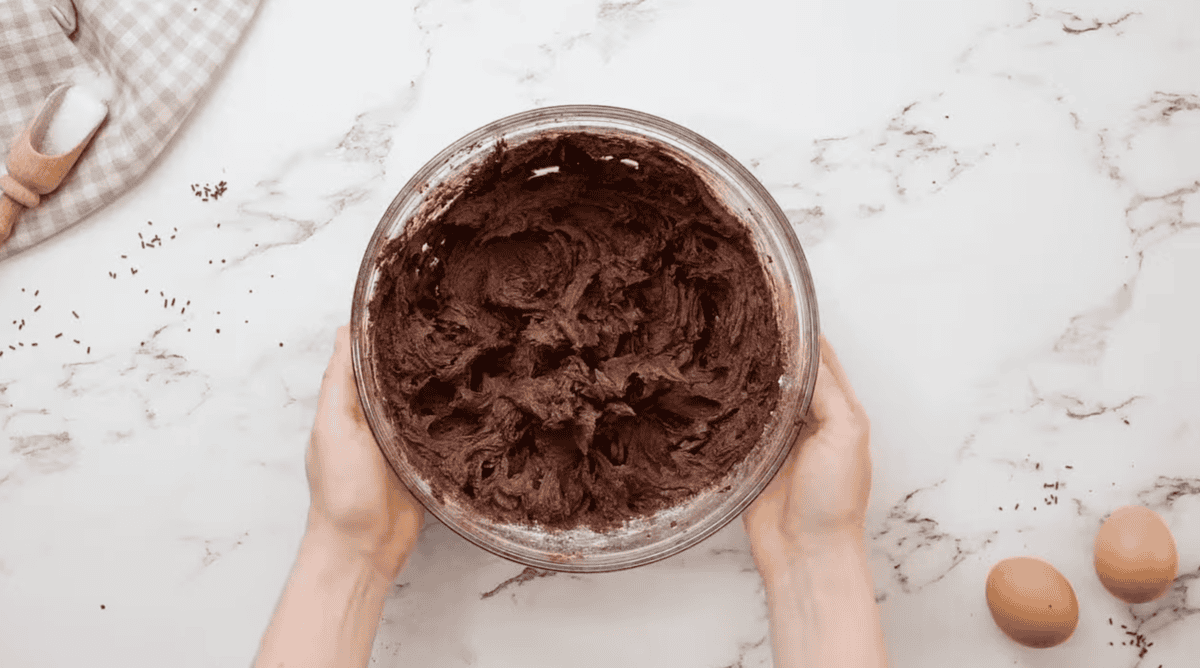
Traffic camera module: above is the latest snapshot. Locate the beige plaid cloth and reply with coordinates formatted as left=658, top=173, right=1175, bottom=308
left=0, top=0, right=260, bottom=261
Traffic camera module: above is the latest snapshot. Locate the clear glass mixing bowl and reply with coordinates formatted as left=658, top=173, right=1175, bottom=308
left=351, top=105, right=819, bottom=572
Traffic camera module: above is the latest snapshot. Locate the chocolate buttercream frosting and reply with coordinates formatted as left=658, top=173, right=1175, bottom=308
left=369, top=132, right=781, bottom=531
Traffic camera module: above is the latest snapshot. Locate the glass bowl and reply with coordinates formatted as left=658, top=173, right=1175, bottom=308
left=351, top=105, right=819, bottom=572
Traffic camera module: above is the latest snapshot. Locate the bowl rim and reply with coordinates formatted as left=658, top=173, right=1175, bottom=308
left=351, top=104, right=819, bottom=572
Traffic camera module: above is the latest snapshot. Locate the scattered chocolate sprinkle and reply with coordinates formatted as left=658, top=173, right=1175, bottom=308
left=192, top=180, right=228, bottom=201
left=72, top=311, right=79, bottom=318
left=73, top=339, right=79, bottom=344
left=87, top=347, right=90, bottom=354
left=100, top=604, right=105, bottom=610
left=55, top=333, right=62, bottom=338
left=216, top=329, right=220, bottom=333
left=33, top=290, right=38, bottom=296
left=30, top=342, right=36, bottom=347
left=33, top=305, right=40, bottom=312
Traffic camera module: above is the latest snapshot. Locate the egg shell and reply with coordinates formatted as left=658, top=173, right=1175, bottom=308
left=985, top=556, right=1079, bottom=648
left=1094, top=505, right=1179, bottom=604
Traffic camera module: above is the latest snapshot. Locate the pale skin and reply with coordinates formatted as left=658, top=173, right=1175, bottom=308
left=742, top=335, right=888, bottom=668
left=255, top=328, right=887, bottom=668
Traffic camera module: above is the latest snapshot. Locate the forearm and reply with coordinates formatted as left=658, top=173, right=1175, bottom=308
left=254, top=526, right=399, bottom=668
left=757, top=536, right=888, bottom=668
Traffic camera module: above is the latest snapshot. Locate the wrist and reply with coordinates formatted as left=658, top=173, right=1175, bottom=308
left=755, top=531, right=889, bottom=668
left=751, top=529, right=867, bottom=580
left=255, top=521, right=396, bottom=668
left=302, top=517, right=410, bottom=588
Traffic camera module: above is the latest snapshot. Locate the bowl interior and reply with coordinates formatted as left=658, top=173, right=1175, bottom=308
left=351, top=105, right=819, bottom=572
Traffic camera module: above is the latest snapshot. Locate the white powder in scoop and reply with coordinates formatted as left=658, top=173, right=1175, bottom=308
left=41, top=86, right=108, bottom=156
left=70, top=66, right=116, bottom=104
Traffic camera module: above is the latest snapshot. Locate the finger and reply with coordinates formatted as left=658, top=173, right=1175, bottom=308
left=766, top=392, right=822, bottom=491
left=817, top=335, right=864, bottom=411
left=805, top=346, right=857, bottom=430
left=316, top=325, right=364, bottom=435
left=333, top=324, right=354, bottom=388
left=316, top=326, right=347, bottom=415
left=338, top=325, right=374, bottom=428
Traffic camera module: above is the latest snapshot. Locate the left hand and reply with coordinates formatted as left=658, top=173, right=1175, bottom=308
left=305, top=324, right=425, bottom=582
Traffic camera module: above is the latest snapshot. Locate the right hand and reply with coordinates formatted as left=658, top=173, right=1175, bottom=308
left=743, top=335, right=874, bottom=568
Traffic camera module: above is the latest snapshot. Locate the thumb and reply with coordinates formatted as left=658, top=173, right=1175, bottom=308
left=318, top=325, right=366, bottom=429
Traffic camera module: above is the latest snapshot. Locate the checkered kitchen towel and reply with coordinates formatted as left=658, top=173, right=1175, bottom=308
left=0, top=0, right=260, bottom=261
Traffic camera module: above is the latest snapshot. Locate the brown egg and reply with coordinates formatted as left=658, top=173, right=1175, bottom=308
left=1094, top=505, right=1179, bottom=604
left=986, top=556, right=1079, bottom=648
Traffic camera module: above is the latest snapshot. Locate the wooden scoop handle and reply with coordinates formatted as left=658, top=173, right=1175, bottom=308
left=0, top=84, right=105, bottom=249
left=0, top=193, right=22, bottom=246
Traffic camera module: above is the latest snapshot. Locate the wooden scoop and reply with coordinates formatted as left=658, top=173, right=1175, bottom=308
left=0, top=83, right=108, bottom=247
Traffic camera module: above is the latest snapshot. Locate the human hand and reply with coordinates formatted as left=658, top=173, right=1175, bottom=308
left=305, top=324, right=425, bottom=582
left=743, top=335, right=873, bottom=569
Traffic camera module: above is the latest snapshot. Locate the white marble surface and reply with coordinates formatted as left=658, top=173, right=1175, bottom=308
left=2, top=0, right=1199, bottom=665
